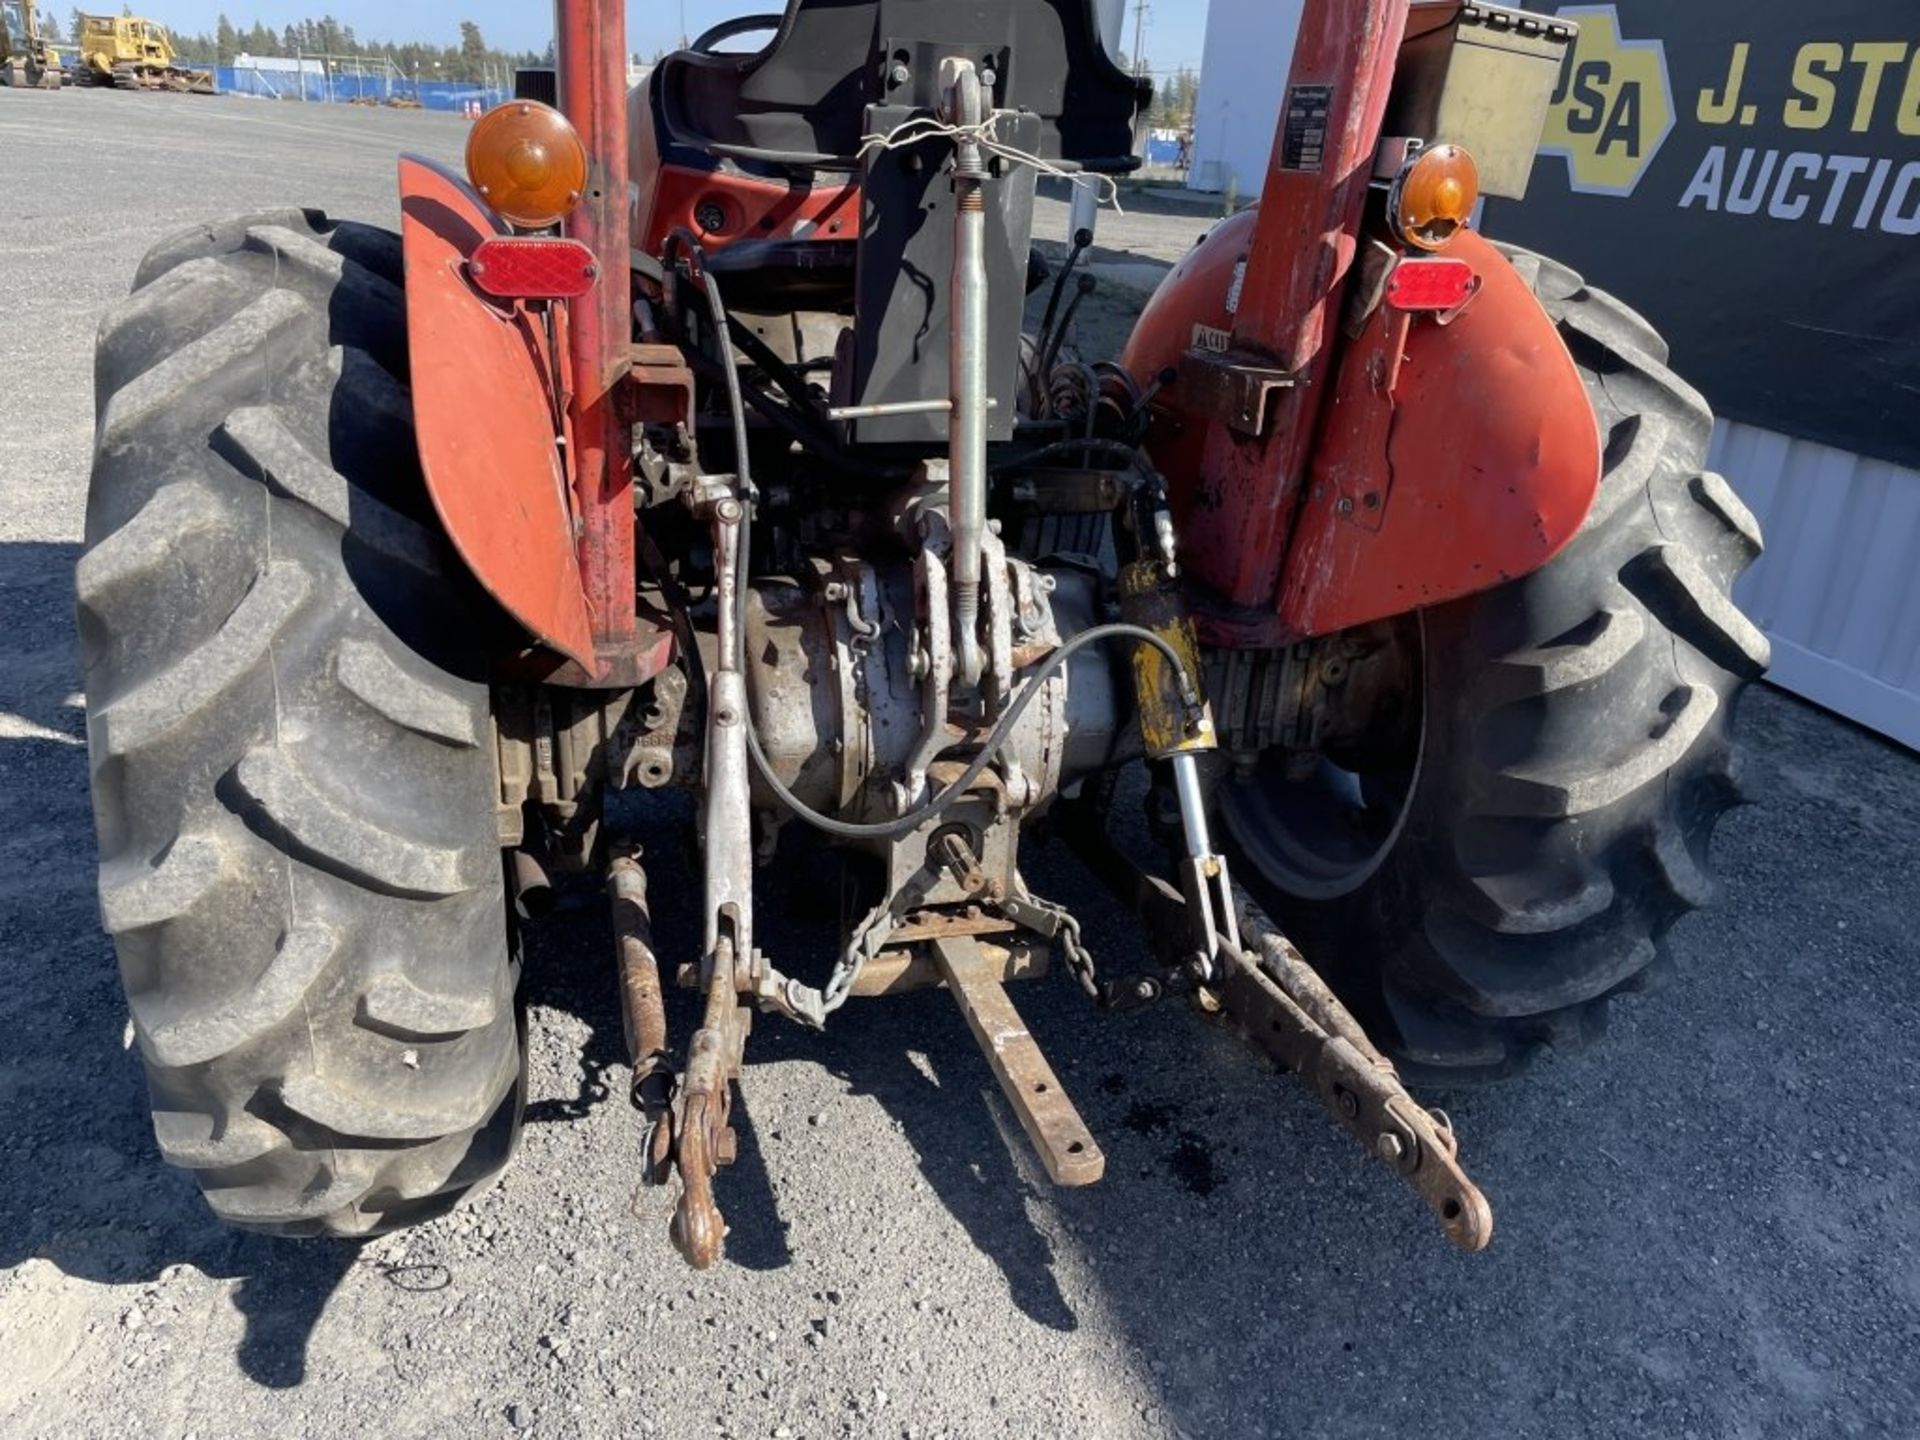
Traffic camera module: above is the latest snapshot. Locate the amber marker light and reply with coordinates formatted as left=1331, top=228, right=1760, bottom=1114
left=1390, top=143, right=1480, bottom=252
left=465, top=100, right=589, bottom=230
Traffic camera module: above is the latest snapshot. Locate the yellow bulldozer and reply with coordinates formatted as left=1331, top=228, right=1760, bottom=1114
left=72, top=11, right=212, bottom=92
left=0, top=0, right=62, bottom=88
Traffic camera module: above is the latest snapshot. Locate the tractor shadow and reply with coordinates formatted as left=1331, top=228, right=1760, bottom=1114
left=804, top=998, right=1086, bottom=1332
left=0, top=539, right=359, bottom=1391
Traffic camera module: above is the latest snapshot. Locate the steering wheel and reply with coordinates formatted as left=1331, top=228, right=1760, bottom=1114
left=689, top=14, right=783, bottom=55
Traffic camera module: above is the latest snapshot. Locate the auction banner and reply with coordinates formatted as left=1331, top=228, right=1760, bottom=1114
left=1487, top=3, right=1920, bottom=470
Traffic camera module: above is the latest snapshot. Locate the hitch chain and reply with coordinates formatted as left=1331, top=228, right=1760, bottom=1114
left=933, top=850, right=1147, bottom=1015
left=1015, top=887, right=1177, bottom=1015
left=934, top=851, right=1109, bottom=1006
left=1057, top=910, right=1101, bottom=1004
left=1058, top=909, right=1174, bottom=1013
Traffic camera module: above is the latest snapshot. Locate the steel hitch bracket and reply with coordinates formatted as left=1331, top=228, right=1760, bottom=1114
left=931, top=934, right=1104, bottom=1187
left=874, top=827, right=1108, bottom=1187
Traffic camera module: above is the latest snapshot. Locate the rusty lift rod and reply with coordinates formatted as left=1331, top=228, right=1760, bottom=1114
left=609, top=848, right=676, bottom=1190
left=608, top=851, right=672, bottom=1110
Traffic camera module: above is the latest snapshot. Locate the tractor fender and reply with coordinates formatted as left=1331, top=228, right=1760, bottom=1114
left=1278, top=230, right=1602, bottom=636
left=1123, top=220, right=1599, bottom=641
left=398, top=155, right=597, bottom=669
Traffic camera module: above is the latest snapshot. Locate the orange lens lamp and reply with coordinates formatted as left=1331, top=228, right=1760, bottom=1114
left=1389, top=143, right=1480, bottom=252
left=464, top=100, right=588, bottom=231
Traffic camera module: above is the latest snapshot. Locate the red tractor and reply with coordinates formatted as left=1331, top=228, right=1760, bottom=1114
left=80, top=0, right=1766, bottom=1264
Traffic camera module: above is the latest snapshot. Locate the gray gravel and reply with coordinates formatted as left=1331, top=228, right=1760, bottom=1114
left=3, top=90, right=1918, bottom=1440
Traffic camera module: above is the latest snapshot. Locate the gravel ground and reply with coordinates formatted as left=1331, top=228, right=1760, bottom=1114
left=3, top=91, right=1918, bottom=1440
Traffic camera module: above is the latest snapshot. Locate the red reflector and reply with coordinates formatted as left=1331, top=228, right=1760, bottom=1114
left=468, top=237, right=599, bottom=300
left=1385, top=257, right=1479, bottom=313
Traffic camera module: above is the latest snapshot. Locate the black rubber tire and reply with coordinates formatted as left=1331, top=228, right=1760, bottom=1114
left=1223, top=246, right=1770, bottom=1082
left=79, top=209, right=525, bottom=1235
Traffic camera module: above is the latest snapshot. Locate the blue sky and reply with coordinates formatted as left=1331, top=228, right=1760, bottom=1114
left=160, top=1, right=1211, bottom=73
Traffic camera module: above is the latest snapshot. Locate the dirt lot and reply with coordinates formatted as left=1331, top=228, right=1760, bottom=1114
left=2, top=91, right=1917, bottom=1440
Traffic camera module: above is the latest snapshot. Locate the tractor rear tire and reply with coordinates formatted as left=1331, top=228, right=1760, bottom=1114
left=1222, top=247, right=1769, bottom=1083
left=79, top=210, right=524, bottom=1235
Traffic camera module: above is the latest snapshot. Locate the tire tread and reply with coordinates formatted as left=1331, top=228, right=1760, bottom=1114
left=1229, top=247, right=1767, bottom=1080
left=81, top=208, right=520, bottom=1235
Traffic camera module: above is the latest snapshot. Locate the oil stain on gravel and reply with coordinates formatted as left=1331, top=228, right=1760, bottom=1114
left=1123, top=1100, right=1220, bottom=1195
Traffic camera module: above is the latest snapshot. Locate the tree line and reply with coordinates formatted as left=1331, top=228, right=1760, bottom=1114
left=1145, top=65, right=1200, bottom=131
left=38, top=10, right=544, bottom=82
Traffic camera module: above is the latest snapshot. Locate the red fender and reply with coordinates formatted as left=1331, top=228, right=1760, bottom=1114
left=1280, top=229, right=1600, bottom=634
left=398, top=155, right=598, bottom=670
left=1124, top=221, right=1600, bottom=641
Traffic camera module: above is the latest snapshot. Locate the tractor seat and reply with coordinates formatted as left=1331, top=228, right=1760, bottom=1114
left=652, top=0, right=1147, bottom=176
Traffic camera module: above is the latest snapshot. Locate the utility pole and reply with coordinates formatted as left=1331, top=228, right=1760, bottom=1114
left=1130, top=0, right=1149, bottom=76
